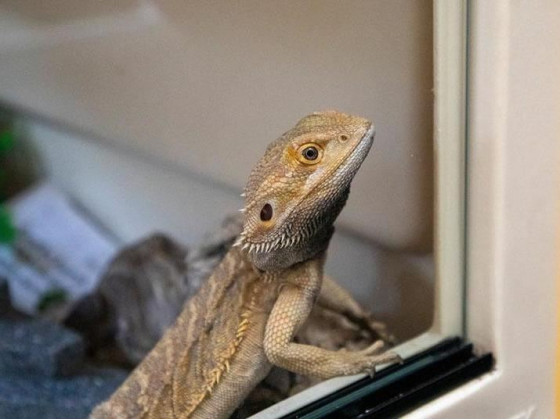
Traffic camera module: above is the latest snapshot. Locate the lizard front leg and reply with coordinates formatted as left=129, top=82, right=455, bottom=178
left=264, top=265, right=401, bottom=379
left=318, top=275, right=396, bottom=344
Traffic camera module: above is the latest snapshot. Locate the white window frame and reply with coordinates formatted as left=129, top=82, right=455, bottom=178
left=407, top=1, right=560, bottom=417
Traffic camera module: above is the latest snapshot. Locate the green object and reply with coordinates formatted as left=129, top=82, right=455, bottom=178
left=0, top=206, right=16, bottom=243
left=37, top=288, right=68, bottom=312
left=0, top=129, right=15, bottom=153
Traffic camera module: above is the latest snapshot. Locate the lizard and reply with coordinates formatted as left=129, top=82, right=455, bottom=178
left=91, top=110, right=401, bottom=419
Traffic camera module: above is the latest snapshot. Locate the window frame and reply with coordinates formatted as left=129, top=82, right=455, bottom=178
left=406, top=0, right=560, bottom=417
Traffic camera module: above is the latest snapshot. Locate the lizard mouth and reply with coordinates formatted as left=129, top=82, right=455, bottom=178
left=236, top=123, right=375, bottom=255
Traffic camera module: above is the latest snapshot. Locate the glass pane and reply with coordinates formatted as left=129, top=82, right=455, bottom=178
left=0, top=0, right=466, bottom=417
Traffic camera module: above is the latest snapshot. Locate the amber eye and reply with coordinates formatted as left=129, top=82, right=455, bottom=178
left=296, top=143, right=323, bottom=164
left=260, top=203, right=273, bottom=221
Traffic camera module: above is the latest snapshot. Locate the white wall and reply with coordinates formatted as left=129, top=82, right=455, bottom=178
left=0, top=0, right=434, bottom=252
left=0, top=0, right=435, bottom=339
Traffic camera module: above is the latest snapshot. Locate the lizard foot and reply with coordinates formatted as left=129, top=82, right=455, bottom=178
left=356, top=347, right=403, bottom=378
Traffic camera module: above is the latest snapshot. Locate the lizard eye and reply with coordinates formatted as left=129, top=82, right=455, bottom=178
left=260, top=203, right=273, bottom=221
left=303, top=147, right=319, bottom=160
left=297, top=143, right=323, bottom=165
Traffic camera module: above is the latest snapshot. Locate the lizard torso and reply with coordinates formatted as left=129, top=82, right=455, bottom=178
left=93, top=247, right=291, bottom=418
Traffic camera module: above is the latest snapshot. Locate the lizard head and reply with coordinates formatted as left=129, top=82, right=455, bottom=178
left=235, top=110, right=375, bottom=271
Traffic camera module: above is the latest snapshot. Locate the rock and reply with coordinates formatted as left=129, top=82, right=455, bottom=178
left=65, top=233, right=189, bottom=365
left=0, top=367, right=127, bottom=419
left=64, top=217, right=244, bottom=366
left=0, top=319, right=84, bottom=376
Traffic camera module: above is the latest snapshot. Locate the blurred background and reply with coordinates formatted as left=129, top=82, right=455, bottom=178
left=0, top=1, right=435, bottom=417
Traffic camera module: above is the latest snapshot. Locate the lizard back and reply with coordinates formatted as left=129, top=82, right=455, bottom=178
left=92, top=247, right=281, bottom=418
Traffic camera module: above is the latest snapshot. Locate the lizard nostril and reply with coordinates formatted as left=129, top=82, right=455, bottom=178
left=260, top=203, right=273, bottom=221
left=339, top=134, right=349, bottom=142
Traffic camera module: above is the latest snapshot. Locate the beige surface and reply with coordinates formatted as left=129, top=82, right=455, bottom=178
left=0, top=0, right=433, bottom=251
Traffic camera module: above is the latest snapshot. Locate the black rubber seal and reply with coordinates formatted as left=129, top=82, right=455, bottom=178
left=283, top=337, right=494, bottom=419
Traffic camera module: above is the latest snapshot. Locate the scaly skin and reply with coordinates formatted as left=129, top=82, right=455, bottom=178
left=92, top=110, right=400, bottom=419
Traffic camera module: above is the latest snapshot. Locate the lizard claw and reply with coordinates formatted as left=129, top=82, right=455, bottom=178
left=364, top=366, right=376, bottom=378
left=379, top=351, right=403, bottom=365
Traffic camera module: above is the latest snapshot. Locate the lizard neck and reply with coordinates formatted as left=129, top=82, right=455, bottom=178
left=250, top=224, right=335, bottom=272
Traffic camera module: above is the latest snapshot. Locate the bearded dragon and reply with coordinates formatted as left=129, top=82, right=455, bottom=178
left=92, top=110, right=401, bottom=419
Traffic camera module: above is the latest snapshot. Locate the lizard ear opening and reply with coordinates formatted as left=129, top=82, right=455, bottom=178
left=260, top=203, right=273, bottom=221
